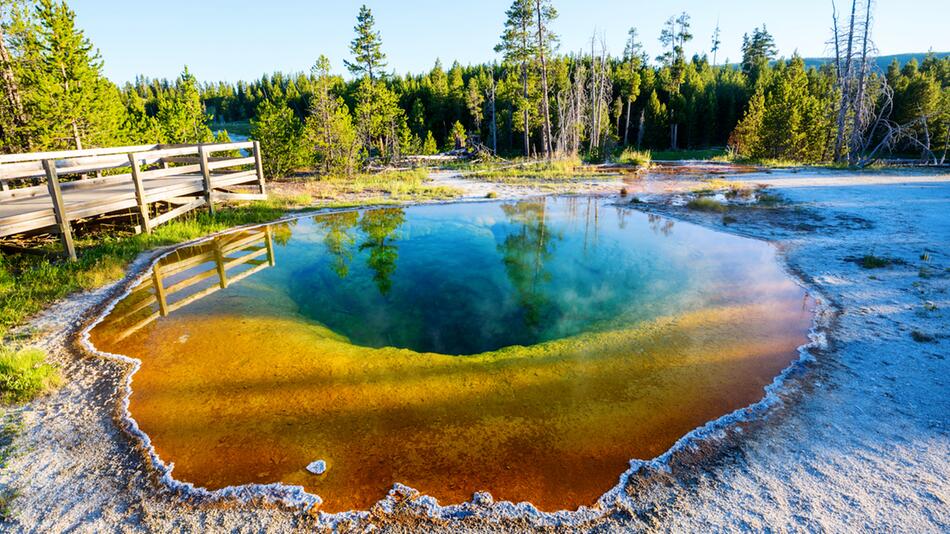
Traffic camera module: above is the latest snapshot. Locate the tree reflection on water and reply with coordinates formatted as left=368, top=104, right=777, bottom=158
left=358, top=208, right=406, bottom=295
left=315, top=211, right=360, bottom=278
left=497, top=199, right=560, bottom=330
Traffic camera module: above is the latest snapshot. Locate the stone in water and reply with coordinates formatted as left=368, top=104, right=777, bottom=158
left=307, top=460, right=327, bottom=475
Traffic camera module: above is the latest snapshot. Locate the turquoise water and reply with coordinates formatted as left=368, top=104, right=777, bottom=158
left=245, top=197, right=782, bottom=354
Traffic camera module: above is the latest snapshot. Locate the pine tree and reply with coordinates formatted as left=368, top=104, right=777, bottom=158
left=0, top=0, right=32, bottom=151
left=422, top=130, right=438, bottom=154
left=353, top=77, right=403, bottom=160
left=496, top=0, right=536, bottom=157
left=22, top=0, right=127, bottom=150
left=741, top=25, right=777, bottom=85
left=619, top=28, right=643, bottom=146
left=251, top=99, right=302, bottom=178
left=305, top=55, right=361, bottom=175
left=156, top=67, right=213, bottom=144
left=448, top=120, right=466, bottom=150
left=711, top=21, right=722, bottom=67
left=344, top=5, right=386, bottom=81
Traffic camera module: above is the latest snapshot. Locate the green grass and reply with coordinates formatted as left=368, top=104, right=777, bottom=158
left=911, top=330, right=936, bottom=343
left=0, top=346, right=60, bottom=404
left=686, top=197, right=728, bottom=213
left=649, top=148, right=729, bottom=161
left=0, top=487, right=16, bottom=520
left=304, top=169, right=460, bottom=200
left=856, top=254, right=891, bottom=269
left=615, top=148, right=652, bottom=166
left=472, top=157, right=593, bottom=181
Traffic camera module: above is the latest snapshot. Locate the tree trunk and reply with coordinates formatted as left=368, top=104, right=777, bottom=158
left=833, top=0, right=857, bottom=163
left=637, top=109, right=645, bottom=148
left=941, top=123, right=949, bottom=165
left=520, top=18, right=531, bottom=158
left=490, top=73, right=498, bottom=153
left=848, top=0, right=872, bottom=166
left=0, top=27, right=28, bottom=150
left=72, top=120, right=83, bottom=151
left=536, top=0, right=553, bottom=159
left=623, top=99, right=632, bottom=146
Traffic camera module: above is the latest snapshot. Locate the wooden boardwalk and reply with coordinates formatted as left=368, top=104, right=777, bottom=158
left=0, top=142, right=267, bottom=259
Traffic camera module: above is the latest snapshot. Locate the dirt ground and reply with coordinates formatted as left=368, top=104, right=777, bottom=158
left=1, top=163, right=947, bottom=532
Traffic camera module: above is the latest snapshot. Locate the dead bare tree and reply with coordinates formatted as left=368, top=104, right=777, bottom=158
left=831, top=0, right=857, bottom=163
left=555, top=54, right=587, bottom=157
left=587, top=33, right=610, bottom=158
left=829, top=0, right=903, bottom=166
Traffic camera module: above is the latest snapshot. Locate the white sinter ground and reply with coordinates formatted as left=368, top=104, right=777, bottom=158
left=0, top=165, right=947, bottom=532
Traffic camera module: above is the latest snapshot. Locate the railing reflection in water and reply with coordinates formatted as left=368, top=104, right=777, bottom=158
left=104, top=225, right=276, bottom=343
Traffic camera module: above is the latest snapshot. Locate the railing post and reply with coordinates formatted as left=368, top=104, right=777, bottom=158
left=252, top=140, right=266, bottom=195
left=128, top=153, right=152, bottom=233
left=42, top=159, right=76, bottom=260
left=212, top=239, right=228, bottom=289
left=152, top=262, right=168, bottom=317
left=264, top=225, right=276, bottom=267
left=198, top=145, right=215, bottom=215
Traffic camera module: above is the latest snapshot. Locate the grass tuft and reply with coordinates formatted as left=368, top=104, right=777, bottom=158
left=857, top=255, right=890, bottom=269
left=0, top=346, right=60, bottom=404
left=686, top=197, right=728, bottom=213
left=616, top=148, right=652, bottom=167
left=911, top=330, right=936, bottom=343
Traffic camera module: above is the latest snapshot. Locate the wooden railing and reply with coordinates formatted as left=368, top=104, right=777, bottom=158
left=0, top=141, right=267, bottom=259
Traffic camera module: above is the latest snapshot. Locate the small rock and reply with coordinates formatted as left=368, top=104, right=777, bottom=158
left=306, top=460, right=327, bottom=475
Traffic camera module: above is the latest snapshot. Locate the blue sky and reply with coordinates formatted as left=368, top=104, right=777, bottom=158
left=71, top=0, right=950, bottom=83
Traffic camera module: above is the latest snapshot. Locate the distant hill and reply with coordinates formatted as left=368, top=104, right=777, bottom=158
left=799, top=52, right=949, bottom=71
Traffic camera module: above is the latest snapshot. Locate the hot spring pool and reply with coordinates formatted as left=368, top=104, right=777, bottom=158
left=88, top=197, right=813, bottom=512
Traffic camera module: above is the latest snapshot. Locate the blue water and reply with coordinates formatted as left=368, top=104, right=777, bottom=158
left=236, top=197, right=783, bottom=354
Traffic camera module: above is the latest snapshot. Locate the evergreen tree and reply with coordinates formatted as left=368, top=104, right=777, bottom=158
left=156, top=67, right=213, bottom=144
left=422, top=130, right=438, bottom=154
left=711, top=21, right=722, bottom=66
left=496, top=0, right=536, bottom=156
left=251, top=99, right=302, bottom=178
left=741, top=26, right=777, bottom=85
left=344, top=5, right=386, bottom=81
left=448, top=120, right=466, bottom=150
left=305, top=55, right=361, bottom=175
left=0, top=0, right=32, bottom=151
left=353, top=77, right=403, bottom=160
left=619, top=28, right=644, bottom=146
left=22, top=0, right=127, bottom=150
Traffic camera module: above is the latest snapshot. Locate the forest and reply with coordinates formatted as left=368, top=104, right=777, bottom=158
left=0, top=0, right=948, bottom=176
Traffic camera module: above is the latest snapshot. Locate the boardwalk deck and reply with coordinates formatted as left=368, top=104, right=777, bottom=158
left=0, top=142, right=267, bottom=259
